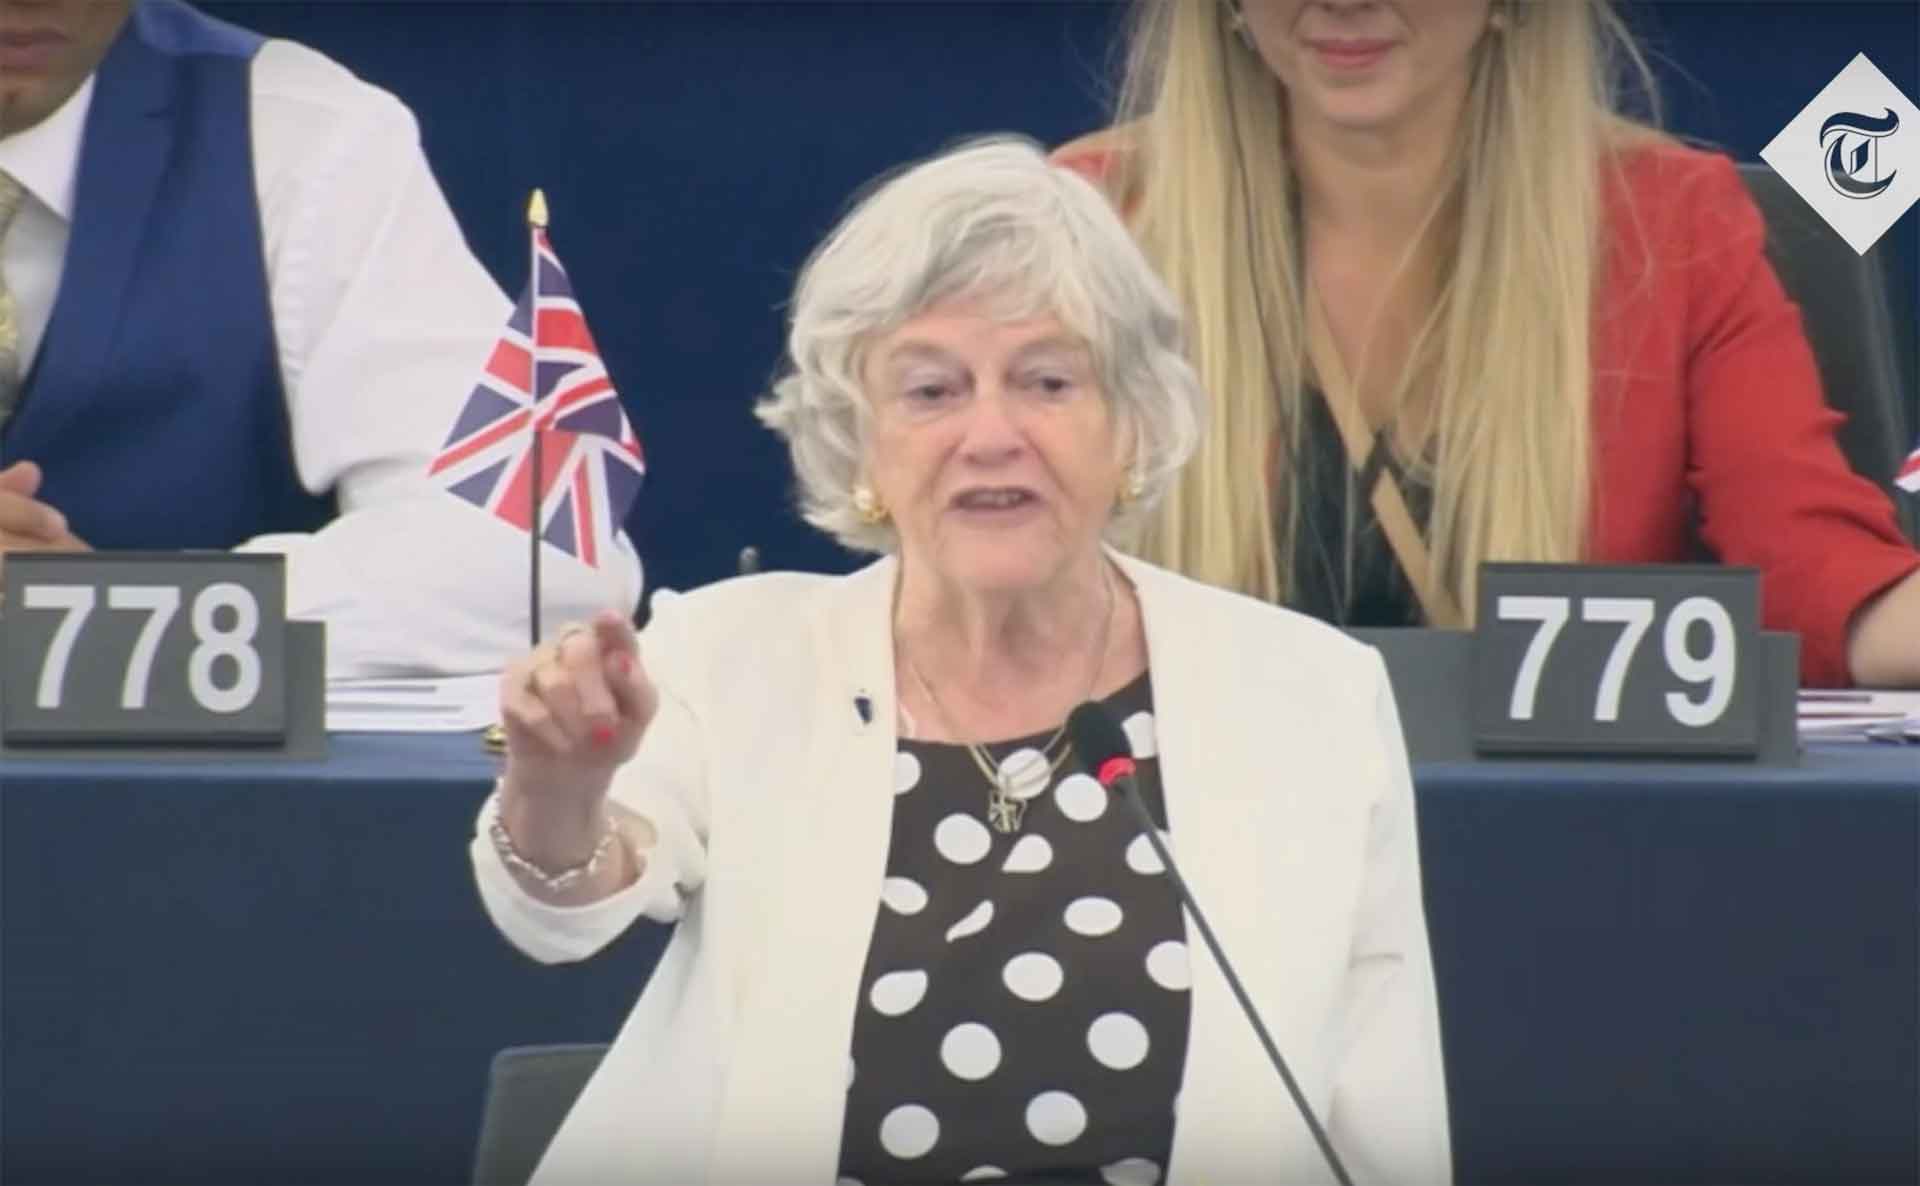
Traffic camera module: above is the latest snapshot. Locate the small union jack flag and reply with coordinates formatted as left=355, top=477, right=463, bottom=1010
left=428, top=222, right=644, bottom=570
left=1898, top=437, right=1920, bottom=494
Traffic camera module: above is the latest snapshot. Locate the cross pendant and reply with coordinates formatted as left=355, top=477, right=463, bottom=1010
left=987, top=792, right=1025, bottom=834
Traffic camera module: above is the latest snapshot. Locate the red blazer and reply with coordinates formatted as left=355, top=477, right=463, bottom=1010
left=1054, top=136, right=1919, bottom=687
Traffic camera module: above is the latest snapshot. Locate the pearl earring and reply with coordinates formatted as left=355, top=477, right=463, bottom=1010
left=852, top=485, right=889, bottom=526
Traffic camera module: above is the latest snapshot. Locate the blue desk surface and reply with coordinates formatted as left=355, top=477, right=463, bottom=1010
left=3, top=736, right=1914, bottom=1185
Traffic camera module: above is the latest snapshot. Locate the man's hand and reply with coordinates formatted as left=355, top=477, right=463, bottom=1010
left=0, top=462, right=92, bottom=577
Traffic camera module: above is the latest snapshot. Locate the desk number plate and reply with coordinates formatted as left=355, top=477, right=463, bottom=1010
left=2, top=553, right=289, bottom=745
left=1471, top=564, right=1763, bottom=757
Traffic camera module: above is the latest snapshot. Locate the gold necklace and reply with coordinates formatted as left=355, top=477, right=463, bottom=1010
left=901, top=566, right=1115, bottom=834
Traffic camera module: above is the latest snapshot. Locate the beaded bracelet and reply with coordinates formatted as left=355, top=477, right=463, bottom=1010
left=487, top=793, right=622, bottom=894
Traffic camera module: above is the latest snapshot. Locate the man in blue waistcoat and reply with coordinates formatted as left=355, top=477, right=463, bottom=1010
left=0, top=0, right=641, bottom=678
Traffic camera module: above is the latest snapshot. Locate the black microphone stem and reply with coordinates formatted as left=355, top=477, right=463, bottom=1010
left=1112, top=777, right=1355, bottom=1186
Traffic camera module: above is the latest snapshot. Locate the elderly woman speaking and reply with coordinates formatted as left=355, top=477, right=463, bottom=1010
left=470, top=137, right=1449, bottom=1186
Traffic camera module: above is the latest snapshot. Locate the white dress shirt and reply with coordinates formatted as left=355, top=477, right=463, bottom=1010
left=0, top=39, right=641, bottom=679
left=471, top=551, right=1453, bottom=1185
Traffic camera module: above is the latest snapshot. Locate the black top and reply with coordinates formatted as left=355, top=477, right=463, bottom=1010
left=1285, top=391, right=1433, bottom=629
left=836, top=672, right=1191, bottom=1186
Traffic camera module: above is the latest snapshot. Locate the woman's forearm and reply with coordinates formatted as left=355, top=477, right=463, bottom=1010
left=496, top=782, right=651, bottom=907
left=1846, top=568, right=1920, bottom=687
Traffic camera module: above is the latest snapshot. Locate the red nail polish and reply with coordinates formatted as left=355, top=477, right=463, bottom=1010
left=591, top=724, right=614, bottom=747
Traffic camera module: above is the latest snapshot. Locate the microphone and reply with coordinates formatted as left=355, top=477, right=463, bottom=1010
left=1065, top=702, right=1354, bottom=1186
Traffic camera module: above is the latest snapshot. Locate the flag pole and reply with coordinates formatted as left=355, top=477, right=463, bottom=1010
left=527, top=188, right=548, bottom=650
left=481, top=188, right=553, bottom=758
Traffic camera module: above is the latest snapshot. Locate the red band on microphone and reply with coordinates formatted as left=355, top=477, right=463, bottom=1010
left=1095, top=756, right=1137, bottom=787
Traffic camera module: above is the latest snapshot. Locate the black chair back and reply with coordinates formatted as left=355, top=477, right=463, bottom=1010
left=1738, top=164, right=1917, bottom=534
left=471, top=1043, right=608, bottom=1186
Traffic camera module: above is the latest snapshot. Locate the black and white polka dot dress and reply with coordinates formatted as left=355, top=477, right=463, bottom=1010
left=836, top=672, right=1191, bottom=1186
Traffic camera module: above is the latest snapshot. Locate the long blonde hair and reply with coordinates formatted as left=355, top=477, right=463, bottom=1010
left=1113, top=0, right=1662, bottom=616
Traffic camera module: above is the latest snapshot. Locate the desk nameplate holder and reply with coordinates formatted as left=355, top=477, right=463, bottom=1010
left=1351, top=629, right=1798, bottom=765
left=1, top=553, right=326, bottom=762
left=1351, top=563, right=1798, bottom=766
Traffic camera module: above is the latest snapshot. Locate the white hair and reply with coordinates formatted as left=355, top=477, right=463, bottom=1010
left=755, top=134, right=1207, bottom=553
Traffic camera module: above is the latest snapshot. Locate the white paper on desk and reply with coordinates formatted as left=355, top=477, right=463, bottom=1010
left=1796, top=690, right=1920, bottom=741
left=325, top=675, right=499, bottom=733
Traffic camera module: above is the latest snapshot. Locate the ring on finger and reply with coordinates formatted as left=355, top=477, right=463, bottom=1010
left=527, top=648, right=571, bottom=693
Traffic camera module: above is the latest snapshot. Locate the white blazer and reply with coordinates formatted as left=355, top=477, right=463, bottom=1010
left=471, top=551, right=1452, bottom=1185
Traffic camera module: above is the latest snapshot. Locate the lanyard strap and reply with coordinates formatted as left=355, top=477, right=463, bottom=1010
left=1301, top=290, right=1466, bottom=628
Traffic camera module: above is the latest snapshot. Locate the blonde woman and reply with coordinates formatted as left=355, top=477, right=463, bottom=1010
left=1055, top=0, right=1920, bottom=688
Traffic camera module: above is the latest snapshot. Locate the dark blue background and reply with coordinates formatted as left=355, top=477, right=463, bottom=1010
left=204, top=0, right=1920, bottom=597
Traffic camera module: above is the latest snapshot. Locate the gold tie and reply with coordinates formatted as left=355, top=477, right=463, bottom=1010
left=0, top=169, right=26, bottom=428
